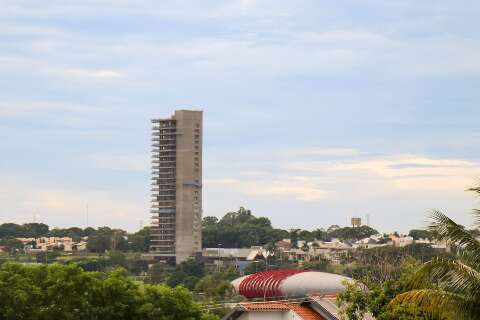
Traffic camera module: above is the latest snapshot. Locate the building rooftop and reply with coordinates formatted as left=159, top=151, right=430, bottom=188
left=224, top=301, right=325, bottom=320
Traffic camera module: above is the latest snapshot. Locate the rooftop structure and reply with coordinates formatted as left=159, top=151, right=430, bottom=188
left=222, top=294, right=376, bottom=320
left=231, top=269, right=353, bottom=299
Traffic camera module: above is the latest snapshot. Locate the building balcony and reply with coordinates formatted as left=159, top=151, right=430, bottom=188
left=151, top=188, right=176, bottom=192
left=151, top=136, right=176, bottom=142
left=151, top=170, right=175, bottom=175
left=152, top=196, right=176, bottom=200
left=150, top=201, right=176, bottom=205
left=152, top=158, right=175, bottom=163
left=151, top=183, right=176, bottom=188
left=151, top=178, right=175, bottom=183
left=150, top=209, right=175, bottom=213
left=151, top=166, right=175, bottom=171
left=152, top=128, right=177, bottom=132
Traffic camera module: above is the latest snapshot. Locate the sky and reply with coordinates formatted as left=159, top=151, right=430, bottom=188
left=0, top=0, right=479, bottom=233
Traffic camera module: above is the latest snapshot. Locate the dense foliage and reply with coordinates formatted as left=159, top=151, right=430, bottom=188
left=390, top=186, right=480, bottom=320
left=202, top=207, right=289, bottom=248
left=338, top=258, right=440, bottom=320
left=342, top=243, right=448, bottom=283
left=202, top=207, right=379, bottom=248
left=0, top=262, right=218, bottom=320
left=0, top=224, right=151, bottom=253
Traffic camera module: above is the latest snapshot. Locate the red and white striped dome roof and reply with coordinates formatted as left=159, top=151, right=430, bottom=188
left=231, top=269, right=352, bottom=299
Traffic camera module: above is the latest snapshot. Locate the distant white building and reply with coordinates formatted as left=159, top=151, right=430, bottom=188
left=17, top=237, right=81, bottom=252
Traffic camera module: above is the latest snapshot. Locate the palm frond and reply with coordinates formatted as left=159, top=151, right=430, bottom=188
left=429, top=210, right=480, bottom=265
left=467, top=184, right=480, bottom=228
left=467, top=185, right=480, bottom=196
left=409, top=257, right=480, bottom=301
left=390, top=289, right=480, bottom=320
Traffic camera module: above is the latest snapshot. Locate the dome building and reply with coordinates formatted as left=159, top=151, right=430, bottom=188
left=231, top=269, right=353, bottom=299
left=224, top=270, right=375, bottom=320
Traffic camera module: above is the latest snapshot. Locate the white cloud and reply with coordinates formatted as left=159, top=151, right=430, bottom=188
left=63, top=68, right=124, bottom=79
left=0, top=101, right=102, bottom=116
left=332, top=156, right=480, bottom=190
left=287, top=154, right=480, bottom=191
left=205, top=176, right=332, bottom=201
left=294, top=148, right=361, bottom=157
left=206, top=151, right=480, bottom=206
left=0, top=177, right=147, bottom=230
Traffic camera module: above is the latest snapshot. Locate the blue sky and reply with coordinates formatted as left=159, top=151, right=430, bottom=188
left=0, top=0, right=479, bottom=232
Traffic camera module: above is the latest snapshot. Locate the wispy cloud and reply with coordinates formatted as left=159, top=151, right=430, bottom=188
left=331, top=156, right=480, bottom=190
left=0, top=176, right=146, bottom=230
left=205, top=176, right=332, bottom=201
left=293, top=147, right=361, bottom=157
left=63, top=68, right=125, bottom=79
left=0, top=101, right=102, bottom=116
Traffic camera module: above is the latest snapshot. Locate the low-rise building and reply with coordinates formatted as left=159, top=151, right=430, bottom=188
left=17, top=237, right=77, bottom=252
left=223, top=294, right=375, bottom=320
left=390, top=235, right=414, bottom=247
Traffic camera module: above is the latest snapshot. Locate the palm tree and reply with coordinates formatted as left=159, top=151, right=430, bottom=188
left=390, top=185, right=480, bottom=319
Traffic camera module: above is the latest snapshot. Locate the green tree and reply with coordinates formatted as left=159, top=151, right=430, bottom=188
left=87, top=232, right=112, bottom=253
left=408, top=229, right=432, bottom=240
left=244, top=260, right=266, bottom=275
left=338, top=258, right=439, bottom=320
left=328, top=225, right=379, bottom=241
left=138, top=284, right=213, bottom=320
left=194, top=274, right=234, bottom=300
left=0, top=262, right=217, bottom=320
left=301, top=242, right=310, bottom=252
left=148, top=262, right=168, bottom=284
left=128, top=227, right=151, bottom=252
left=301, top=258, right=329, bottom=272
left=107, top=251, right=128, bottom=268
left=390, top=186, right=480, bottom=320
left=0, top=237, right=24, bottom=253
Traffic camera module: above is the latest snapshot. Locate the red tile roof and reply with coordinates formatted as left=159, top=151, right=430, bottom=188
left=241, top=302, right=290, bottom=311
left=289, top=304, right=325, bottom=320
left=240, top=302, right=325, bottom=320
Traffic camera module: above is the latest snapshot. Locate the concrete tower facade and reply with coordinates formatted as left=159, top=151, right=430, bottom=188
left=148, top=110, right=203, bottom=264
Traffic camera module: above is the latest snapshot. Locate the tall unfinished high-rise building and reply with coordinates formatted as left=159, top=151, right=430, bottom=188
left=147, top=110, right=203, bottom=264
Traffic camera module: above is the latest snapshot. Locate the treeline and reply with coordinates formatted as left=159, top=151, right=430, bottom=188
left=0, top=262, right=218, bottom=320
left=0, top=223, right=150, bottom=253
left=4, top=207, right=443, bottom=252
left=202, top=207, right=379, bottom=248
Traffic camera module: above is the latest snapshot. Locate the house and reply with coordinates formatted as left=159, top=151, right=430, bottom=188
left=353, top=236, right=390, bottom=249
left=222, top=294, right=375, bottom=320
left=72, top=241, right=88, bottom=252
left=275, top=239, right=292, bottom=251
left=17, top=237, right=75, bottom=252
left=390, top=235, right=414, bottom=247
left=222, top=301, right=325, bottom=320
